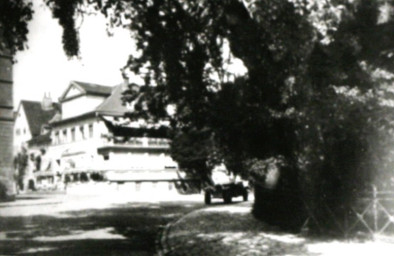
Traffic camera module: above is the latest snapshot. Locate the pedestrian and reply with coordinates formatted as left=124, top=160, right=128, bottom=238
left=35, top=149, right=43, bottom=173
left=39, top=149, right=55, bottom=187
left=37, top=149, right=51, bottom=173
left=27, top=153, right=36, bottom=191
left=13, top=146, right=29, bottom=194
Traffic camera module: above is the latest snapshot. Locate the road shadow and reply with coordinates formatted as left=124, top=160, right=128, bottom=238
left=14, top=196, right=45, bottom=201
left=0, top=201, right=204, bottom=255
left=206, top=200, right=245, bottom=206
left=166, top=205, right=320, bottom=256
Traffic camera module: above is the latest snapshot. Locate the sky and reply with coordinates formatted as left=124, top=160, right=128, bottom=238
left=13, top=1, right=248, bottom=109
left=13, top=1, right=135, bottom=107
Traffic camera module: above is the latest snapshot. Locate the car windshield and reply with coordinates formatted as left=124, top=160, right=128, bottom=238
left=211, top=170, right=233, bottom=184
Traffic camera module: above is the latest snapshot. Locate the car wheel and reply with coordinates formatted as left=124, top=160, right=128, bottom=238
left=204, top=191, right=212, bottom=205
left=223, top=192, right=232, bottom=204
left=243, top=190, right=248, bottom=201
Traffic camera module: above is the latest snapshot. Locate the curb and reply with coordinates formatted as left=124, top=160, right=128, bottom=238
left=155, top=201, right=253, bottom=256
left=155, top=220, right=174, bottom=256
left=155, top=203, right=209, bottom=256
left=156, top=206, right=198, bottom=256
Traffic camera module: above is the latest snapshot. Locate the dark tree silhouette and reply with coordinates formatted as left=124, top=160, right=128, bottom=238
left=5, top=0, right=394, bottom=234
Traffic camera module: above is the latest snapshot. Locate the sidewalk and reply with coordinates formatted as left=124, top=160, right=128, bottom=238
left=0, top=187, right=203, bottom=217
left=0, top=192, right=65, bottom=208
left=159, top=201, right=394, bottom=256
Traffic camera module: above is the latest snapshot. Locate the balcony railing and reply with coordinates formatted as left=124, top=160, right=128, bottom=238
left=101, top=135, right=170, bottom=149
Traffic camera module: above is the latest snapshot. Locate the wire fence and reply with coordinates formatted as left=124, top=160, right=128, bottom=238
left=303, top=186, right=394, bottom=237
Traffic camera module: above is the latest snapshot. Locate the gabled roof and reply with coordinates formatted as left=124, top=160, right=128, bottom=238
left=19, top=100, right=58, bottom=137
left=59, top=81, right=113, bottom=102
left=76, top=81, right=113, bottom=95
left=50, top=111, right=97, bottom=126
left=95, top=84, right=130, bottom=117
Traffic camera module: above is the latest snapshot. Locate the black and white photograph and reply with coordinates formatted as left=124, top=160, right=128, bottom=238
left=1, top=0, right=394, bottom=255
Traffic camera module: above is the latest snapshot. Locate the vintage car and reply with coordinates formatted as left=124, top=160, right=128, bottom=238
left=203, top=166, right=249, bottom=204
left=204, top=182, right=248, bottom=204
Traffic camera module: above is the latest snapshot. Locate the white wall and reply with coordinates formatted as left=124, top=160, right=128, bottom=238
left=49, top=117, right=109, bottom=171
left=61, top=95, right=106, bottom=119
left=102, top=151, right=177, bottom=171
left=13, top=105, right=32, bottom=154
left=49, top=125, right=179, bottom=174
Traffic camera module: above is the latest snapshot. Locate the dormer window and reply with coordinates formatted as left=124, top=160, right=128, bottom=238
left=54, top=131, right=59, bottom=144
left=89, top=124, right=93, bottom=138
left=71, top=128, right=76, bottom=141
left=62, top=129, right=67, bottom=143
left=80, top=126, right=85, bottom=140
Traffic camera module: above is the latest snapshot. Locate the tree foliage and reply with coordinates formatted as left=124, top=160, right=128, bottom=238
left=49, top=0, right=394, bottom=227
left=0, top=0, right=33, bottom=56
left=5, top=0, right=394, bottom=233
left=45, top=0, right=82, bottom=57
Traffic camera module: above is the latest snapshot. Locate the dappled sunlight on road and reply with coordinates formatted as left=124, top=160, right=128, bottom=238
left=0, top=187, right=203, bottom=217
left=0, top=192, right=205, bottom=255
left=262, top=233, right=305, bottom=244
left=193, top=231, right=308, bottom=256
left=33, top=227, right=127, bottom=241
left=18, top=246, right=57, bottom=254
left=4, top=190, right=393, bottom=255
left=165, top=202, right=394, bottom=256
left=307, top=239, right=394, bottom=256
left=203, top=204, right=251, bottom=214
left=166, top=202, right=309, bottom=256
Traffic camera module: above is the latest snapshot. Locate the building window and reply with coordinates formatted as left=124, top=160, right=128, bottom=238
left=136, top=182, right=141, bottom=191
left=103, top=154, right=109, bottom=161
left=62, top=129, right=67, bottom=143
left=89, top=124, right=93, bottom=138
left=16, top=128, right=20, bottom=136
left=54, top=131, right=59, bottom=144
left=71, top=128, right=75, bottom=141
left=23, top=128, right=26, bottom=134
left=80, top=126, right=85, bottom=140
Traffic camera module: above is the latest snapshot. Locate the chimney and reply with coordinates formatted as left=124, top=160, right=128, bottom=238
left=41, top=92, right=53, bottom=111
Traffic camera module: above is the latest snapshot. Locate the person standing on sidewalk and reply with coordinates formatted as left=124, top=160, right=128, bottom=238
left=35, top=149, right=42, bottom=173
left=26, top=153, right=37, bottom=191
left=13, top=146, right=28, bottom=194
left=38, top=149, right=56, bottom=189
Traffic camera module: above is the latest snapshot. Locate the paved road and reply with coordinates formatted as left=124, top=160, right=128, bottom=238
left=0, top=190, right=205, bottom=256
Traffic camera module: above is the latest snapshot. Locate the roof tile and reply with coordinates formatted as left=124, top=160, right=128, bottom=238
left=21, top=100, right=57, bottom=137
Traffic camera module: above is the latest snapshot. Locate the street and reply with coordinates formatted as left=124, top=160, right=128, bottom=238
left=0, top=187, right=205, bottom=256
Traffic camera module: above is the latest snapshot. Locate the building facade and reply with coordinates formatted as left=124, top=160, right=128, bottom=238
left=43, top=81, right=179, bottom=191
left=13, top=100, right=58, bottom=155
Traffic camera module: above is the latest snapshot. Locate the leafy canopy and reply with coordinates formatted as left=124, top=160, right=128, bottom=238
left=4, top=0, right=394, bottom=188
left=42, top=0, right=394, bottom=179
left=0, top=0, right=33, bottom=55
